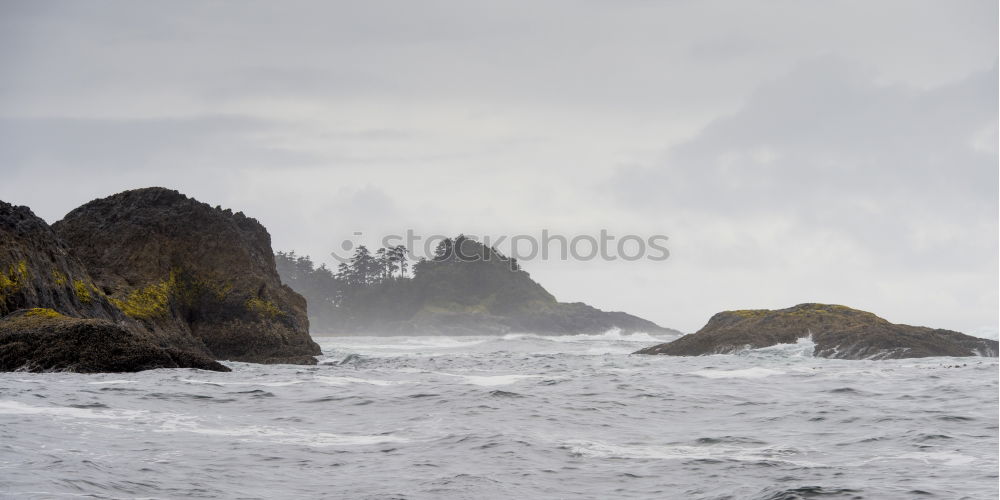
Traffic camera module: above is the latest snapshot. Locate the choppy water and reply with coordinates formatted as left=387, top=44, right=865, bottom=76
left=1, top=332, right=997, bottom=499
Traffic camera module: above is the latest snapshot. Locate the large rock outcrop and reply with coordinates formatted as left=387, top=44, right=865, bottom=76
left=634, top=303, right=998, bottom=359
left=0, top=200, right=226, bottom=372
left=0, top=309, right=225, bottom=372
left=53, top=187, right=321, bottom=364
left=1, top=200, right=120, bottom=321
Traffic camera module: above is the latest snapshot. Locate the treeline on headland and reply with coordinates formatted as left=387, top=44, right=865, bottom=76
left=275, top=235, right=542, bottom=333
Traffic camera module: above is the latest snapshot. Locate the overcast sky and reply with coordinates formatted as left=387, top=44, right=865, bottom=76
left=1, top=1, right=996, bottom=334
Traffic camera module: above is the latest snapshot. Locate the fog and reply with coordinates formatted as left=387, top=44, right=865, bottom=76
left=1, top=0, right=996, bottom=333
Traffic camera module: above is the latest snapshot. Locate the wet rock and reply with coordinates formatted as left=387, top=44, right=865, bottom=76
left=634, top=303, right=998, bottom=359
left=0, top=309, right=227, bottom=372
left=0, top=200, right=225, bottom=371
left=53, top=187, right=321, bottom=364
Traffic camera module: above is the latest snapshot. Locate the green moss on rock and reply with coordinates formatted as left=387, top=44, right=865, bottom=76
left=246, top=297, right=282, bottom=319
left=24, top=307, right=63, bottom=319
left=110, top=274, right=175, bottom=319
left=51, top=270, right=68, bottom=286
left=73, top=279, right=93, bottom=304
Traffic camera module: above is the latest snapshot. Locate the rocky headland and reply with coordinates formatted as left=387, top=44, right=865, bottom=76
left=277, top=237, right=676, bottom=336
left=0, top=198, right=225, bottom=372
left=53, top=188, right=321, bottom=365
left=634, top=303, right=998, bottom=359
left=0, top=187, right=321, bottom=372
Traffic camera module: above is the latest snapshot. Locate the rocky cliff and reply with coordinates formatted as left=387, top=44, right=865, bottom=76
left=634, top=303, right=998, bottom=359
left=0, top=200, right=226, bottom=372
left=53, top=188, right=321, bottom=365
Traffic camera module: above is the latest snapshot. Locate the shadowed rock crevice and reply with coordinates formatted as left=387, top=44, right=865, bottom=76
left=634, top=303, right=998, bottom=359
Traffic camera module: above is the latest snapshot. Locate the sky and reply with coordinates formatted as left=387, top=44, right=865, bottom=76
left=1, top=0, right=996, bottom=334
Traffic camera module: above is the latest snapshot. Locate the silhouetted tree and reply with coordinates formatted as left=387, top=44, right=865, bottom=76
left=391, top=245, right=408, bottom=278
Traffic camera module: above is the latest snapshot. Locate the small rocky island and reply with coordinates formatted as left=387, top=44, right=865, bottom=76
left=635, top=303, right=998, bottom=359
left=0, top=188, right=321, bottom=372
left=276, top=236, right=676, bottom=336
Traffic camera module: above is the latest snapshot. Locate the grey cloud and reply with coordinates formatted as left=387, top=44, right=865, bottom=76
left=613, top=57, right=998, bottom=271
left=5, top=1, right=994, bottom=122
left=0, top=0, right=995, bottom=332
left=0, top=115, right=321, bottom=175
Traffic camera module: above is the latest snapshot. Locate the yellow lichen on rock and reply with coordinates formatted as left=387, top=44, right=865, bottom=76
left=246, top=297, right=282, bottom=319
left=0, top=260, right=29, bottom=304
left=110, top=274, right=176, bottom=319
left=1, top=260, right=28, bottom=290
left=73, top=279, right=93, bottom=304
left=730, top=309, right=768, bottom=318
left=24, top=307, right=63, bottom=319
left=52, top=270, right=68, bottom=286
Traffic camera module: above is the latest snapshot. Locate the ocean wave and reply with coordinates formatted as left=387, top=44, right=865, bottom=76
left=864, top=451, right=976, bottom=467
left=0, top=400, right=406, bottom=448
left=688, top=367, right=786, bottom=379
left=322, top=337, right=491, bottom=351
left=181, top=378, right=306, bottom=387
left=156, top=419, right=409, bottom=447
left=0, top=400, right=145, bottom=420
left=431, top=372, right=545, bottom=387
left=748, top=335, right=817, bottom=357
left=315, top=376, right=414, bottom=387
left=502, top=328, right=671, bottom=344
left=564, top=439, right=819, bottom=467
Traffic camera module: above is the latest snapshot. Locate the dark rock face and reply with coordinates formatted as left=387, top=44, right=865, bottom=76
left=0, top=201, right=225, bottom=372
left=634, top=303, right=998, bottom=359
left=0, top=309, right=227, bottom=373
left=53, top=188, right=321, bottom=365
left=0, top=200, right=121, bottom=320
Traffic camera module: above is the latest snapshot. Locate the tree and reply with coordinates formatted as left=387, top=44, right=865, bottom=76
left=433, top=238, right=454, bottom=261
left=375, top=248, right=387, bottom=280
left=391, top=245, right=409, bottom=278
left=348, top=245, right=379, bottom=285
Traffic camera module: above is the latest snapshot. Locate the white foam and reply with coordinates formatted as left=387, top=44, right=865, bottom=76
left=86, top=380, right=138, bottom=385
left=156, top=420, right=408, bottom=447
left=688, top=367, right=786, bottom=379
left=0, top=400, right=405, bottom=448
left=432, top=372, right=543, bottom=387
left=752, top=335, right=816, bottom=357
left=584, top=346, right=638, bottom=355
left=502, top=328, right=671, bottom=344
left=0, top=400, right=144, bottom=420
left=565, top=439, right=817, bottom=466
left=870, top=451, right=976, bottom=467
left=315, top=376, right=412, bottom=387
left=322, top=337, right=489, bottom=352
left=181, top=378, right=305, bottom=387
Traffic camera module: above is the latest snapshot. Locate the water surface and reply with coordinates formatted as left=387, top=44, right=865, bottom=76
left=1, top=332, right=997, bottom=499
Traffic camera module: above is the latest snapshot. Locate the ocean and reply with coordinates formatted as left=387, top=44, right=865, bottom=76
left=1, top=332, right=997, bottom=499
